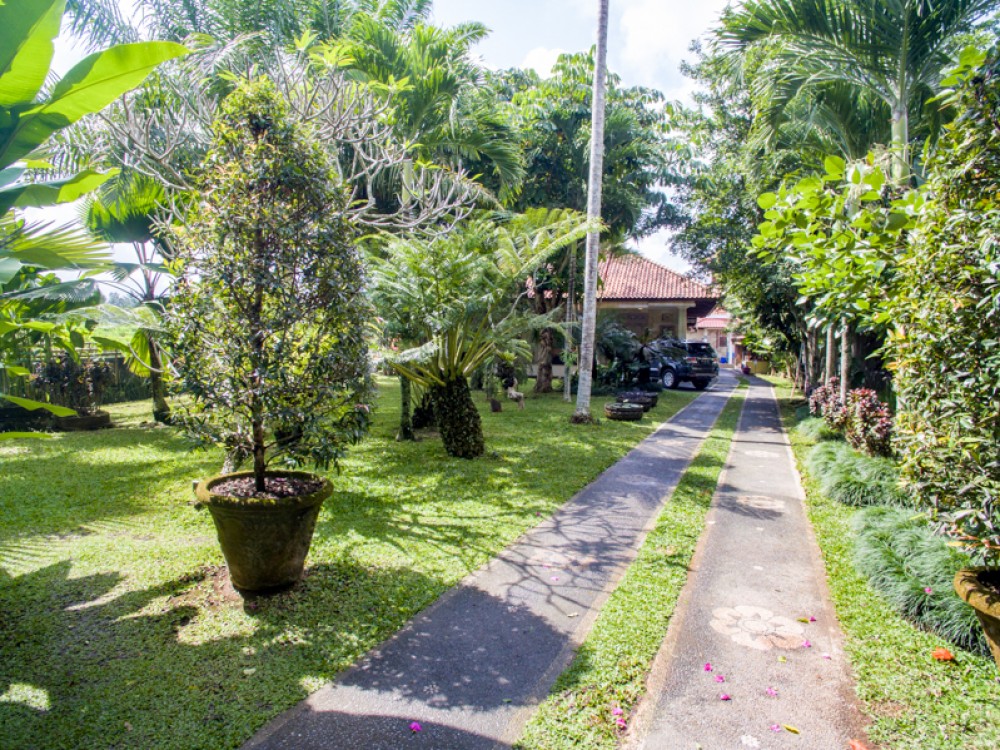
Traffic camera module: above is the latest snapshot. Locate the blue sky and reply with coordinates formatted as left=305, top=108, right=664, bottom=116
left=50, top=0, right=735, bottom=271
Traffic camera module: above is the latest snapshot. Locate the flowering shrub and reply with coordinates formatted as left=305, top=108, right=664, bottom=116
left=808, top=378, right=847, bottom=431
left=844, top=388, right=894, bottom=458
left=33, top=356, right=113, bottom=414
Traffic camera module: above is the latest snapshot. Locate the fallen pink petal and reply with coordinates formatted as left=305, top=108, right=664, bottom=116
left=924, top=587, right=933, bottom=594
left=802, top=639, right=812, bottom=648
left=715, top=675, right=726, bottom=683
left=769, top=724, right=783, bottom=732
left=612, top=707, right=624, bottom=716
left=809, top=616, right=817, bottom=622
left=720, top=693, right=732, bottom=701
left=765, top=687, right=778, bottom=697
left=616, top=717, right=627, bottom=729
left=704, top=663, right=713, bottom=672
left=409, top=722, right=422, bottom=733
left=821, top=653, right=832, bottom=660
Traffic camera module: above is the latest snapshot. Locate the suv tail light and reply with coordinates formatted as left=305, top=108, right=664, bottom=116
left=685, top=357, right=698, bottom=364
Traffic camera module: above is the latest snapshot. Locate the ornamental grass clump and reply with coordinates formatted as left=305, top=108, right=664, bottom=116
left=854, top=506, right=987, bottom=656
left=166, top=79, right=372, bottom=494
left=807, top=441, right=908, bottom=507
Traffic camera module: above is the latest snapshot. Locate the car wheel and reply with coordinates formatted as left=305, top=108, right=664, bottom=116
left=662, top=368, right=678, bottom=389
left=693, top=380, right=710, bottom=391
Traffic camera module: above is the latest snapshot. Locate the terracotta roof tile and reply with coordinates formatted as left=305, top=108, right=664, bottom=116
left=598, top=255, right=715, bottom=301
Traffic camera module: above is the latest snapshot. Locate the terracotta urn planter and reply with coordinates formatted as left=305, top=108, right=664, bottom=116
left=954, top=568, right=1000, bottom=669
left=195, top=470, right=333, bottom=593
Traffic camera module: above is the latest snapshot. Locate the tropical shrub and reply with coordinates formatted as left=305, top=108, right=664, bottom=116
left=808, top=377, right=847, bottom=431
left=33, top=356, right=113, bottom=415
left=166, top=79, right=371, bottom=492
left=854, top=506, right=987, bottom=656
left=807, top=441, right=908, bottom=507
left=843, top=388, right=894, bottom=458
left=888, top=50, right=1000, bottom=564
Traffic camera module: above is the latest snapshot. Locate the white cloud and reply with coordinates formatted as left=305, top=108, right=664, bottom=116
left=520, top=46, right=567, bottom=78
left=616, top=0, right=729, bottom=100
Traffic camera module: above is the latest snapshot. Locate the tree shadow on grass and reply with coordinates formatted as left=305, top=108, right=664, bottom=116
left=0, top=427, right=221, bottom=545
left=0, top=557, right=460, bottom=750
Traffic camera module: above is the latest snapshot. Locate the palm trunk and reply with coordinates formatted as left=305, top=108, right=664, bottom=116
left=563, top=243, right=577, bottom=402
left=430, top=376, right=484, bottom=459
left=891, top=97, right=910, bottom=183
left=825, top=325, right=835, bottom=383
left=534, top=328, right=555, bottom=393
left=397, top=375, right=415, bottom=441
left=147, top=337, right=171, bottom=423
left=840, top=321, right=850, bottom=403
left=573, top=0, right=609, bottom=422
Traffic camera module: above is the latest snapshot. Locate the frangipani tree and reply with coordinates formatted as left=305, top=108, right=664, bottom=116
left=370, top=209, right=592, bottom=458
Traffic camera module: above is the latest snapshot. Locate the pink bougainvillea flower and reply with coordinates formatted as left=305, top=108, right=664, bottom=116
left=715, top=675, right=725, bottom=683
left=703, top=663, right=713, bottom=672
left=409, top=722, right=422, bottom=733
left=924, top=587, right=933, bottom=594
left=765, top=687, right=778, bottom=697
left=821, top=653, right=832, bottom=660
left=550, top=576, right=559, bottom=582
left=809, top=616, right=817, bottom=622
left=769, top=724, right=783, bottom=732
left=612, top=707, right=623, bottom=716
left=616, top=717, right=627, bottom=729
left=802, top=639, right=812, bottom=648
left=719, top=693, right=732, bottom=701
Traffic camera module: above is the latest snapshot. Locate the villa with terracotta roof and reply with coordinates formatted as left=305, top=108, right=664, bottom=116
left=598, top=255, right=738, bottom=362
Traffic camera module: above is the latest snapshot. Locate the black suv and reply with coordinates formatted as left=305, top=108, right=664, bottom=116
left=645, top=339, right=719, bottom=390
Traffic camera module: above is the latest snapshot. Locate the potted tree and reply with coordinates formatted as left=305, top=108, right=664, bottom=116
left=166, top=79, right=372, bottom=593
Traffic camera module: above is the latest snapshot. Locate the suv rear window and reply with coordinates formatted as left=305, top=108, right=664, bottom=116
left=685, top=342, right=716, bottom=356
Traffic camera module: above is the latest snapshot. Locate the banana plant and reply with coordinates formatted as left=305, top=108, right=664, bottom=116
left=0, top=0, right=188, bottom=427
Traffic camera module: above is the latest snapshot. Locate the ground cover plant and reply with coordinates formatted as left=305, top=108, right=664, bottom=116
left=806, top=441, right=908, bottom=507
left=0, top=379, right=697, bottom=750
left=766, top=376, right=1000, bottom=750
left=515, top=383, right=746, bottom=749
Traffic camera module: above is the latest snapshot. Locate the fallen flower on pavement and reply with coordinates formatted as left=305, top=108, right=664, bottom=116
left=704, top=662, right=713, bottom=672
left=720, top=693, right=732, bottom=701
left=409, top=722, right=422, bottom=733
left=715, top=675, right=726, bottom=683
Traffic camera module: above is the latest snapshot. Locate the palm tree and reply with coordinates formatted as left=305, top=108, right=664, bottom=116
left=371, top=210, right=591, bottom=458
left=573, top=0, right=609, bottom=423
left=720, top=0, right=997, bottom=180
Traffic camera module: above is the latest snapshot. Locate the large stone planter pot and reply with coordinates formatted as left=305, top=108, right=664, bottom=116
left=51, top=409, right=113, bottom=432
left=195, top=470, right=333, bottom=593
left=954, top=568, right=1000, bottom=669
left=616, top=391, right=657, bottom=411
left=604, top=402, right=644, bottom=421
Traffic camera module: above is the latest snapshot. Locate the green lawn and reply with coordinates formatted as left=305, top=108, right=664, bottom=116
left=764, top=376, right=1000, bottom=750
left=0, top=379, right=697, bottom=750
left=516, top=382, right=746, bottom=750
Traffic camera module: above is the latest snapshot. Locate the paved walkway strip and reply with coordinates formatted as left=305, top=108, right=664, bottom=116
left=629, top=378, right=866, bottom=750
left=244, top=376, right=737, bottom=750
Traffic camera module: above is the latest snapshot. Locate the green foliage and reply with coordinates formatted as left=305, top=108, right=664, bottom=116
left=888, top=49, right=1000, bottom=564
left=806, top=441, right=909, bottom=507
left=853, top=505, right=987, bottom=656
left=165, top=79, right=371, bottom=486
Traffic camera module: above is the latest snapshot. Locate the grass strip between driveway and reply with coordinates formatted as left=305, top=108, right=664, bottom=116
left=763, top=376, right=1000, bottom=750
left=515, top=381, right=747, bottom=750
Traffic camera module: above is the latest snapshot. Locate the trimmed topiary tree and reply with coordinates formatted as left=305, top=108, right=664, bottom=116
left=889, top=50, right=1000, bottom=564
left=166, top=78, right=372, bottom=494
